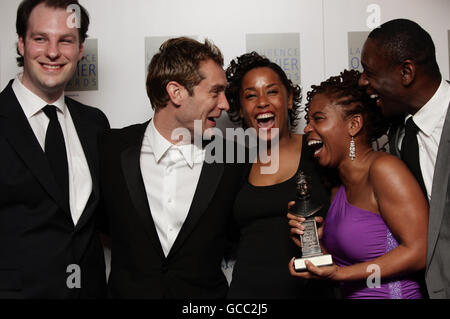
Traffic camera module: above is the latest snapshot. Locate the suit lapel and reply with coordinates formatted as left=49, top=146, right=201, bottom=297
left=0, top=82, right=69, bottom=216
left=427, top=101, right=450, bottom=267
left=168, top=160, right=224, bottom=258
left=120, top=122, right=165, bottom=259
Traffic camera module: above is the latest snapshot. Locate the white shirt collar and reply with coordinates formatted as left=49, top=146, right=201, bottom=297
left=12, top=74, right=66, bottom=119
left=147, top=119, right=173, bottom=163
left=412, top=79, right=450, bottom=136
left=146, top=120, right=204, bottom=168
left=177, top=142, right=205, bottom=168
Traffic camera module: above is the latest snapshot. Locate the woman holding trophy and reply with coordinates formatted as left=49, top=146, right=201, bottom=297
left=288, top=70, right=428, bottom=299
left=224, top=52, right=335, bottom=298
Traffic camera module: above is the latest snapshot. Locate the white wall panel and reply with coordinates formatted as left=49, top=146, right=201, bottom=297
left=1, top=0, right=449, bottom=130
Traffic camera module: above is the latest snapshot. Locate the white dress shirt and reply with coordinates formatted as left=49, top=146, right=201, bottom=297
left=400, top=79, right=450, bottom=201
left=12, top=75, right=92, bottom=226
left=140, top=120, right=205, bottom=257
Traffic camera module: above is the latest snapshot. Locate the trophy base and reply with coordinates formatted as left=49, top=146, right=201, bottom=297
left=294, top=254, right=333, bottom=272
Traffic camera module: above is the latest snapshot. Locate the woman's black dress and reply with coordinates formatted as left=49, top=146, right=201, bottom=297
left=227, top=137, right=335, bottom=299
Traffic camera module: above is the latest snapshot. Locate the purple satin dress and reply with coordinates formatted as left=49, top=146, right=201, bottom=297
left=322, top=185, right=423, bottom=299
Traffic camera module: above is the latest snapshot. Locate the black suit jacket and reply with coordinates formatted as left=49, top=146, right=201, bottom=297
left=0, top=80, right=109, bottom=298
left=99, top=121, right=248, bottom=298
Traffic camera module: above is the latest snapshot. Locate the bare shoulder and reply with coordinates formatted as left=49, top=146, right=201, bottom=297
left=368, top=152, right=419, bottom=200
left=368, top=152, right=409, bottom=180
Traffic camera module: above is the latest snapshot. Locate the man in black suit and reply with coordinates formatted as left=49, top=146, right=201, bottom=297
left=99, top=37, right=247, bottom=298
left=359, top=19, right=450, bottom=299
left=0, top=0, right=109, bottom=298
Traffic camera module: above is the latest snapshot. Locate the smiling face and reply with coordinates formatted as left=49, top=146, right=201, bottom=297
left=175, top=59, right=229, bottom=137
left=304, top=93, right=352, bottom=168
left=239, top=67, right=293, bottom=141
left=18, top=3, right=84, bottom=103
left=359, top=38, right=409, bottom=118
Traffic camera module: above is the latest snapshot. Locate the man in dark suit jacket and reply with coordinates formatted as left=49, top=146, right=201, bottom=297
left=0, top=0, right=109, bottom=298
left=359, top=19, right=450, bottom=299
left=99, top=37, right=247, bottom=298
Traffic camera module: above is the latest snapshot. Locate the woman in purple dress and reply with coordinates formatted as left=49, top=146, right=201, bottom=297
left=287, top=70, right=428, bottom=299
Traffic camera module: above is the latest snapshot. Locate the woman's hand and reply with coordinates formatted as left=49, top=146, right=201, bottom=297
left=287, top=201, right=324, bottom=248
left=288, top=257, right=339, bottom=281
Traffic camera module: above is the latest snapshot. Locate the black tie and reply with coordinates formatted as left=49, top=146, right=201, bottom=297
left=43, top=105, right=70, bottom=210
left=400, top=117, right=427, bottom=198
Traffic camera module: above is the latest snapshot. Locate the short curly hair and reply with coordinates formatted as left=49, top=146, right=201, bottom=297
left=305, top=69, right=389, bottom=143
left=225, top=51, right=302, bottom=130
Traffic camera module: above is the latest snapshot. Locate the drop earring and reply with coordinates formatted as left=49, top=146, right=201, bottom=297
left=349, top=136, right=356, bottom=160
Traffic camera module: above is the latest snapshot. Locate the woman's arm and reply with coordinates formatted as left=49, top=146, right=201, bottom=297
left=289, top=155, right=428, bottom=281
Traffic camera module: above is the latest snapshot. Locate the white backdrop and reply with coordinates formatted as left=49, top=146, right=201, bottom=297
left=1, top=0, right=449, bottom=132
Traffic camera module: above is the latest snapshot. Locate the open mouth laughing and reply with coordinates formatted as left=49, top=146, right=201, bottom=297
left=308, top=139, right=324, bottom=157
left=256, top=112, right=275, bottom=129
left=369, top=91, right=382, bottom=108
left=207, top=115, right=220, bottom=127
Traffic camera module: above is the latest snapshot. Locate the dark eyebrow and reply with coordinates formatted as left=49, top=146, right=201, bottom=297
left=28, top=31, right=48, bottom=38
left=243, top=83, right=279, bottom=92
left=210, top=84, right=226, bottom=92
left=29, top=31, right=76, bottom=39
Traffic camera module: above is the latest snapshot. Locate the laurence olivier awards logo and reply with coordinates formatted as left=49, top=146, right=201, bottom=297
left=66, top=38, right=98, bottom=92
left=348, top=31, right=369, bottom=72
left=246, top=33, right=301, bottom=86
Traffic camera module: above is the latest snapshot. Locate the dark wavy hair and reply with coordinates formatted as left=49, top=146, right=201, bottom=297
left=305, top=69, right=389, bottom=144
left=225, top=51, right=302, bottom=130
left=146, top=37, right=224, bottom=111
